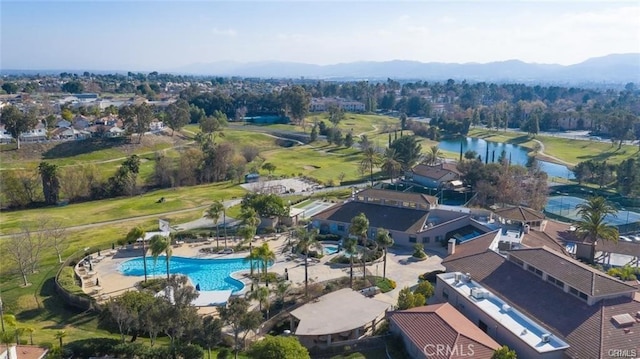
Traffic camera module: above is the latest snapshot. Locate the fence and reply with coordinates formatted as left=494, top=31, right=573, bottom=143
left=54, top=249, right=98, bottom=312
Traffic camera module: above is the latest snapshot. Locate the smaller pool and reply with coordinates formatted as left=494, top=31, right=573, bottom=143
left=323, top=244, right=340, bottom=255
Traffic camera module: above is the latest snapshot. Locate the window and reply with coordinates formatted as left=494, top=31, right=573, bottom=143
left=569, top=287, right=579, bottom=295
left=478, top=320, right=488, bottom=333
left=579, top=292, right=588, bottom=300
left=423, top=237, right=430, bottom=243
left=510, top=257, right=524, bottom=267
left=547, top=275, right=564, bottom=288
left=527, top=265, right=542, bottom=277
left=442, top=288, right=449, bottom=299
left=337, top=225, right=345, bottom=231
left=409, top=237, right=417, bottom=243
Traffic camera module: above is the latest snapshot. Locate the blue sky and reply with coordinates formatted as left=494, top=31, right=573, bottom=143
left=1, top=1, right=639, bottom=71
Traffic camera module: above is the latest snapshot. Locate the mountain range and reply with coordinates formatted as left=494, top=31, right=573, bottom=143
left=173, top=53, right=640, bottom=84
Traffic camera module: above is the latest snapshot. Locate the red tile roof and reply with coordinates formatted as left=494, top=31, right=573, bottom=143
left=443, top=244, right=640, bottom=359
left=411, top=163, right=462, bottom=181
left=388, top=303, right=500, bottom=359
left=493, top=206, right=545, bottom=222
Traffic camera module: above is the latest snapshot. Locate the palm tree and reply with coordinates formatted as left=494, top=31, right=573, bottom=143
left=350, top=213, right=370, bottom=281
left=1, top=331, right=14, bottom=358
left=149, top=234, right=172, bottom=279
left=375, top=228, right=394, bottom=279
left=54, top=330, right=66, bottom=349
left=256, top=243, right=275, bottom=283
left=360, top=146, right=382, bottom=186
left=381, top=148, right=402, bottom=186
left=240, top=207, right=261, bottom=228
left=575, top=196, right=619, bottom=263
left=205, top=200, right=225, bottom=248
left=244, top=243, right=260, bottom=278
left=24, top=327, right=35, bottom=345
left=126, top=226, right=147, bottom=282
left=424, top=145, right=444, bottom=166
left=250, top=286, right=270, bottom=319
left=343, top=237, right=358, bottom=289
left=275, top=280, right=291, bottom=309
left=284, top=228, right=322, bottom=297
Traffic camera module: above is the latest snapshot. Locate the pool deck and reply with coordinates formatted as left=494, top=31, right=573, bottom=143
left=82, top=232, right=445, bottom=315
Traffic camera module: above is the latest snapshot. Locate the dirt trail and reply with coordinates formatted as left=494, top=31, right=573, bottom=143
left=532, top=139, right=575, bottom=167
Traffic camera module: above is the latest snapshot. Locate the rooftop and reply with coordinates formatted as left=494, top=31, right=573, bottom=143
left=388, top=303, right=500, bottom=359
left=494, top=206, right=545, bottom=222
left=290, top=288, right=391, bottom=336
left=438, top=272, right=570, bottom=353
left=410, top=163, right=462, bottom=180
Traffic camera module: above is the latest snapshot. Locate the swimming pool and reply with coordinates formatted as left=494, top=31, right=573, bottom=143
left=323, top=244, right=340, bottom=255
left=119, top=256, right=257, bottom=292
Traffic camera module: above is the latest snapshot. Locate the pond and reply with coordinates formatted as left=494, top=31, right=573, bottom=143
left=438, top=137, right=575, bottom=179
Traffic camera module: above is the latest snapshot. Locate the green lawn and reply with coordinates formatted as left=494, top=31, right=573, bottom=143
left=0, top=181, right=246, bottom=235
left=467, top=128, right=639, bottom=165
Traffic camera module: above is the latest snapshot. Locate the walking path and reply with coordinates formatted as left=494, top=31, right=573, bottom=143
left=532, top=139, right=576, bottom=167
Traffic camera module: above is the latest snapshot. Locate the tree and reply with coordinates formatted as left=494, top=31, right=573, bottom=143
left=217, top=297, right=262, bottom=359
left=241, top=193, right=288, bottom=218
left=492, top=345, right=517, bottom=359
left=42, top=218, right=67, bottom=263
left=344, top=132, right=354, bottom=148
left=256, top=242, right=275, bottom=283
left=2, top=82, right=19, bottom=94
left=164, top=100, right=190, bottom=135
left=250, top=286, right=271, bottom=319
left=275, top=279, right=291, bottom=309
left=343, top=237, right=358, bottom=288
left=327, top=103, right=345, bottom=127
left=381, top=148, right=402, bottom=185
left=199, top=110, right=227, bottom=142
left=244, top=242, right=260, bottom=277
left=413, top=281, right=434, bottom=303
left=197, top=316, right=223, bottom=359
left=38, top=162, right=60, bottom=205
left=262, top=162, right=276, bottom=175
left=54, top=330, right=67, bottom=349
left=149, top=234, right=172, bottom=279
left=309, top=124, right=318, bottom=142
left=396, top=287, right=416, bottom=310
left=350, top=213, right=371, bottom=281
left=280, top=86, right=310, bottom=126
left=126, top=226, right=147, bottom=281
left=575, top=196, right=619, bottom=263
left=389, top=135, right=422, bottom=171
left=424, top=145, right=444, bottom=166
left=360, top=146, right=382, bottom=186
left=375, top=228, right=394, bottom=279
left=61, top=80, right=83, bottom=93
left=205, top=200, right=225, bottom=248
left=0, top=105, right=38, bottom=149
left=119, top=103, right=154, bottom=143
left=284, top=228, right=322, bottom=297
left=246, top=335, right=310, bottom=359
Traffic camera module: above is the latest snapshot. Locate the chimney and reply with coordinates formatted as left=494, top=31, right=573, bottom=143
left=448, top=238, right=456, bottom=255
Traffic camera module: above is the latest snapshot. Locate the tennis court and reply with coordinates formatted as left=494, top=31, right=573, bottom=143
left=545, top=196, right=640, bottom=226
left=298, top=200, right=336, bottom=218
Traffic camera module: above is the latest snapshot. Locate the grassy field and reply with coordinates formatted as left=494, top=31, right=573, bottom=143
left=468, top=128, right=639, bottom=165
left=0, top=181, right=245, bottom=235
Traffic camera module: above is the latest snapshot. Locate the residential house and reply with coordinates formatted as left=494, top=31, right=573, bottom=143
left=493, top=206, right=547, bottom=232
left=149, top=119, right=164, bottom=131
left=311, top=188, right=492, bottom=247
left=55, top=119, right=71, bottom=128
left=438, top=238, right=640, bottom=359
left=0, top=125, right=13, bottom=144
left=19, top=121, right=47, bottom=142
left=87, top=124, right=124, bottom=138
left=406, top=163, right=462, bottom=188
left=309, top=97, right=365, bottom=112
left=72, top=115, right=91, bottom=130
left=388, top=303, right=501, bottom=359
left=50, top=126, right=91, bottom=141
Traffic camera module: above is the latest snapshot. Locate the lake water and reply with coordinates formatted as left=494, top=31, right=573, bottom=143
left=438, top=137, right=575, bottom=179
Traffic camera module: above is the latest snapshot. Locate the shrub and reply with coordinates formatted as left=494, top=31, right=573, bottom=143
left=316, top=233, right=342, bottom=242
left=419, top=270, right=445, bottom=283
left=57, top=267, right=86, bottom=296
left=136, top=278, right=168, bottom=293
left=374, top=277, right=396, bottom=293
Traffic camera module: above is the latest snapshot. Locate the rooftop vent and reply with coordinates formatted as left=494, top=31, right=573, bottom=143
left=464, top=273, right=471, bottom=282
left=470, top=287, right=487, bottom=299
left=612, top=313, right=636, bottom=328
left=541, top=334, right=551, bottom=343
left=521, top=329, right=528, bottom=336
left=502, top=304, right=512, bottom=312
